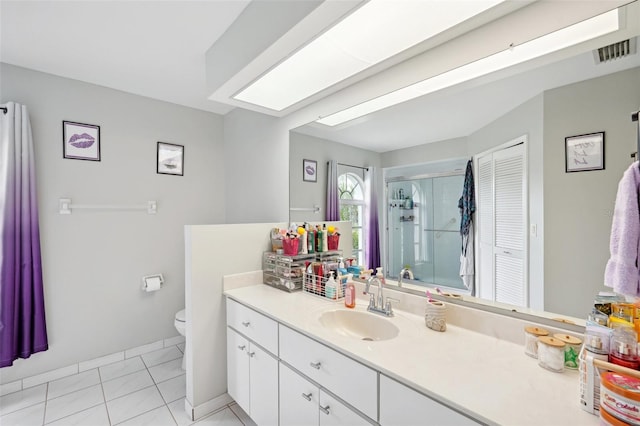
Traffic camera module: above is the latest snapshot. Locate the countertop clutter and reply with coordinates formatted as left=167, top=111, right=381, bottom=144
left=224, top=283, right=597, bottom=426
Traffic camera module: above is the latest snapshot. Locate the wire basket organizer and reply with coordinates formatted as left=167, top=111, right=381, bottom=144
left=303, top=272, right=345, bottom=301
left=262, top=252, right=315, bottom=292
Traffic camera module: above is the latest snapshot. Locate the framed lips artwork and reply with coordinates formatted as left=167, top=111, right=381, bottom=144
left=303, top=159, right=317, bottom=182
left=63, top=121, right=101, bottom=161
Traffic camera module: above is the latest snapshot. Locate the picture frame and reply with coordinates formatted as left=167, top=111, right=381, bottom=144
left=565, top=132, right=605, bottom=172
left=63, top=121, right=101, bottom=161
left=303, top=159, right=317, bottom=182
left=157, top=142, right=184, bottom=176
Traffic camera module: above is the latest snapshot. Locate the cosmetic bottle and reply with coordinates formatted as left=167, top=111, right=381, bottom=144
left=345, top=282, right=356, bottom=308
left=322, top=224, right=328, bottom=252
left=307, top=227, right=314, bottom=253
left=325, top=272, right=337, bottom=300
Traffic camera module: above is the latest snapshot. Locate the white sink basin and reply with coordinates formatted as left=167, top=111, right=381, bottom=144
left=318, top=309, right=400, bottom=341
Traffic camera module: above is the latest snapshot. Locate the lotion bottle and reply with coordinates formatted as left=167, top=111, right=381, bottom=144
left=345, top=281, right=356, bottom=308
left=322, top=224, right=328, bottom=252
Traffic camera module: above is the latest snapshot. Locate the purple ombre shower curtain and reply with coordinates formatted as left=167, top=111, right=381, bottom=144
left=364, top=167, right=380, bottom=270
left=326, top=160, right=339, bottom=221
left=0, top=102, right=48, bottom=367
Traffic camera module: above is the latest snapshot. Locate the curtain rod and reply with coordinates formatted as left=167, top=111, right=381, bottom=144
left=337, top=162, right=369, bottom=171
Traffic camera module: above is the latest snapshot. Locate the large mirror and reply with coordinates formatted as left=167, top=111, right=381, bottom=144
left=289, top=26, right=640, bottom=322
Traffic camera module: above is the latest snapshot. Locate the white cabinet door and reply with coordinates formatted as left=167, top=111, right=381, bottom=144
left=227, top=328, right=250, bottom=413
left=279, top=325, right=377, bottom=420
left=249, top=344, right=279, bottom=426
left=280, top=363, right=319, bottom=426
left=379, top=375, right=479, bottom=426
left=319, top=391, right=371, bottom=426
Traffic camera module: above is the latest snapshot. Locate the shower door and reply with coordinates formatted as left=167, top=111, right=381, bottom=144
left=387, top=174, right=464, bottom=290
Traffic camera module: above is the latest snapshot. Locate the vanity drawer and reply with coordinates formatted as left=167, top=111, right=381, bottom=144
left=279, top=324, right=377, bottom=420
left=226, top=298, right=278, bottom=355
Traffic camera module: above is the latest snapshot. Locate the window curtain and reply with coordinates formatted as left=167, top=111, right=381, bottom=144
left=326, top=160, right=339, bottom=221
left=0, top=102, right=48, bottom=367
left=364, top=166, right=380, bottom=270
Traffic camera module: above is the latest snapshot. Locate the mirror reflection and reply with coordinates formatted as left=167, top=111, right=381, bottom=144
left=289, top=40, right=640, bottom=321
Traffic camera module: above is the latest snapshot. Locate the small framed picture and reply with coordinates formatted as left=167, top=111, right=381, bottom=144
left=565, top=132, right=605, bottom=172
left=63, top=121, right=101, bottom=161
left=303, top=159, right=317, bottom=182
left=157, top=142, right=184, bottom=176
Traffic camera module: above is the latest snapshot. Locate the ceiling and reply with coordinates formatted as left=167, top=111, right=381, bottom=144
left=1, top=1, right=639, bottom=152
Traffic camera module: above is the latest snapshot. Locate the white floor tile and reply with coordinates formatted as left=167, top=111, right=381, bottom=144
left=118, top=405, right=177, bottom=426
left=0, top=384, right=47, bottom=416
left=124, top=341, right=164, bottom=359
left=79, top=352, right=125, bottom=372
left=167, top=399, right=193, bottom=426
left=164, top=336, right=185, bottom=347
left=23, top=365, right=78, bottom=389
left=148, top=359, right=184, bottom=384
left=0, top=401, right=45, bottom=426
left=0, top=380, right=22, bottom=397
left=157, top=374, right=186, bottom=404
left=44, top=384, right=104, bottom=424
left=99, top=357, right=145, bottom=382
left=106, top=386, right=164, bottom=425
left=228, top=403, right=255, bottom=426
left=46, top=403, right=110, bottom=426
left=177, top=343, right=186, bottom=354
left=47, top=369, right=101, bottom=399
left=194, top=408, right=243, bottom=426
left=141, top=347, right=183, bottom=368
left=102, top=370, right=154, bottom=402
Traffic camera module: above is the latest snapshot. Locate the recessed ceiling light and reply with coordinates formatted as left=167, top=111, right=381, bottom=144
left=233, top=0, right=506, bottom=111
left=316, top=9, right=620, bottom=126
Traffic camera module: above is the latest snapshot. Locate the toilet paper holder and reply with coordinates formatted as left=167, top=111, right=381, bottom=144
left=142, top=274, right=164, bottom=292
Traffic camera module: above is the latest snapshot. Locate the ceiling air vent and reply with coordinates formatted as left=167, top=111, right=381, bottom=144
left=594, top=38, right=637, bottom=63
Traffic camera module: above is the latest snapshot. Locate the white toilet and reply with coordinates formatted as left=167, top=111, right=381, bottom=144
left=174, top=309, right=186, bottom=370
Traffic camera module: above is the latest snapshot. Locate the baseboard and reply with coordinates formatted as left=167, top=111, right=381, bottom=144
left=185, top=393, right=233, bottom=421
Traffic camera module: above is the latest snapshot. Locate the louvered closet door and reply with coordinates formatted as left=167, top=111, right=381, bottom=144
left=477, top=142, right=527, bottom=307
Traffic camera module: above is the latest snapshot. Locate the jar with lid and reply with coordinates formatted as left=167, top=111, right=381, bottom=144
left=609, top=326, right=639, bottom=370
left=537, top=336, right=566, bottom=372
left=553, top=333, right=582, bottom=369
left=524, top=326, right=549, bottom=358
left=594, top=291, right=625, bottom=316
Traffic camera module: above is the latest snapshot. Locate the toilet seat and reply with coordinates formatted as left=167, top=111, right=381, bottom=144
left=175, top=309, right=185, bottom=323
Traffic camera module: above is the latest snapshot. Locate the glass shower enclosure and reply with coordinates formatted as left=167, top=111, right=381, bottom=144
left=387, top=173, right=465, bottom=290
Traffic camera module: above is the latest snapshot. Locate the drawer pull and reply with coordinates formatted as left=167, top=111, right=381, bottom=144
left=248, top=351, right=256, bottom=357
left=301, top=392, right=312, bottom=401
left=319, top=405, right=331, bottom=415
left=309, top=361, right=321, bottom=370
left=237, top=345, right=246, bottom=351
left=241, top=321, right=250, bottom=327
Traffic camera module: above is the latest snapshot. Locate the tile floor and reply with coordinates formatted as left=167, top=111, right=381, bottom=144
left=0, top=344, right=254, bottom=426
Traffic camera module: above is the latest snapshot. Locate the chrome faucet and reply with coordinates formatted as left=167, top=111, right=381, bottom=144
left=364, top=276, right=395, bottom=317
left=398, top=267, right=414, bottom=288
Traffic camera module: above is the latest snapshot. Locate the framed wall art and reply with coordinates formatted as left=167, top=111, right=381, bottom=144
left=63, top=121, right=101, bottom=161
left=157, top=142, right=184, bottom=176
left=303, top=159, right=317, bottom=182
left=565, top=132, right=605, bottom=172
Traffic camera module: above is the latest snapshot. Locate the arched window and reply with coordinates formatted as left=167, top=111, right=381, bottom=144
left=338, top=172, right=365, bottom=265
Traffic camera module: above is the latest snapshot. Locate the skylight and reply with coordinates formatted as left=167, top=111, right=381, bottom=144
left=233, top=0, right=506, bottom=111
left=316, top=9, right=620, bottom=126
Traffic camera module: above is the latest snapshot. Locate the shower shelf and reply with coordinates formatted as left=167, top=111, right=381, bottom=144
left=400, top=215, right=415, bottom=222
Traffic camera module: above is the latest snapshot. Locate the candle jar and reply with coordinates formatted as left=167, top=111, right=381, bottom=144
left=524, top=326, right=549, bottom=359
left=553, top=333, right=583, bottom=370
left=609, top=327, right=639, bottom=370
left=537, top=336, right=566, bottom=372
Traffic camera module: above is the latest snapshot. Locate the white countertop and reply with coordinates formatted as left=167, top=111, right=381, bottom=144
left=224, top=284, right=597, bottom=426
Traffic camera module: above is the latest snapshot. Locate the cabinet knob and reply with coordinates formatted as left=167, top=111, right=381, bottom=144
left=241, top=321, right=250, bottom=327
left=301, top=392, right=312, bottom=401
left=248, top=351, right=256, bottom=358
left=237, top=345, right=246, bottom=351
left=319, top=405, right=331, bottom=415
left=309, top=361, right=321, bottom=370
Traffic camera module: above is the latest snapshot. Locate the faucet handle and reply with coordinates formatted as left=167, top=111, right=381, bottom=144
left=385, top=297, right=400, bottom=314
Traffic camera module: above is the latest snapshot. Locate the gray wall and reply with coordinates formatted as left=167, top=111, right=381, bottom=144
left=544, top=67, right=640, bottom=318
left=1, top=63, right=225, bottom=383
left=381, top=137, right=468, bottom=168
left=289, top=131, right=381, bottom=224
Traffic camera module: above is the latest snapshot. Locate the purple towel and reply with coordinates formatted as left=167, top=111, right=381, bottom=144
left=604, top=163, right=640, bottom=295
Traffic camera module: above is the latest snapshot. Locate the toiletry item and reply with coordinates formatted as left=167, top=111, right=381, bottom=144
left=425, top=300, right=446, bottom=332
left=584, top=329, right=610, bottom=356
left=553, top=333, right=582, bottom=370
left=609, top=302, right=635, bottom=329
left=325, top=272, right=337, bottom=300
left=537, top=336, right=565, bottom=372
left=608, top=327, right=639, bottom=370
left=601, top=372, right=640, bottom=425
left=589, top=309, right=610, bottom=327
left=307, top=227, right=315, bottom=253
left=305, top=262, right=314, bottom=292
left=524, top=326, right=550, bottom=358
left=298, top=227, right=308, bottom=254
left=600, top=404, right=629, bottom=426
left=322, top=224, right=328, bottom=252
left=345, top=282, right=356, bottom=308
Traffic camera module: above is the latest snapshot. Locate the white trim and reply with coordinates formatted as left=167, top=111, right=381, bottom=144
left=184, top=393, right=234, bottom=421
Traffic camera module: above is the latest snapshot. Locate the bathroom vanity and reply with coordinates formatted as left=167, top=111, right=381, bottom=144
left=224, top=282, right=596, bottom=425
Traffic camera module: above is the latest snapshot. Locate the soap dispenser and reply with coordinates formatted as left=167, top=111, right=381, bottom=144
left=345, top=280, right=356, bottom=308
left=325, top=272, right=337, bottom=300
